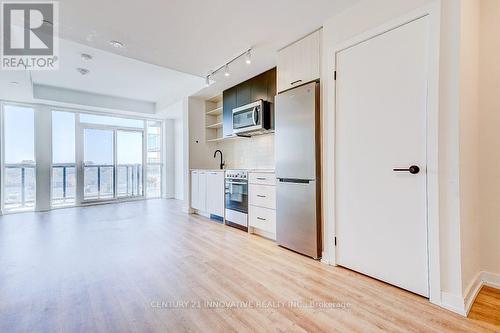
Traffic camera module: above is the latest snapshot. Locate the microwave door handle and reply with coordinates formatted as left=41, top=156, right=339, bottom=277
left=252, top=107, right=258, bottom=125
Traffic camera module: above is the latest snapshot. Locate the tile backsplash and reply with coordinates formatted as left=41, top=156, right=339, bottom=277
left=216, top=133, right=275, bottom=169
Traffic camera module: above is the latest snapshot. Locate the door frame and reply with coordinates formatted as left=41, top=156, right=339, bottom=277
left=326, top=3, right=441, bottom=305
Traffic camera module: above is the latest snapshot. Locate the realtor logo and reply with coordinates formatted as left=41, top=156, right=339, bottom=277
left=1, top=1, right=59, bottom=70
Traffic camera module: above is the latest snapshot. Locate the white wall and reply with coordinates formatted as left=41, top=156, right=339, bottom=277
left=160, top=100, right=185, bottom=201
left=174, top=119, right=184, bottom=200
left=321, top=0, right=467, bottom=311
left=479, top=0, right=500, bottom=278
left=458, top=0, right=481, bottom=298
left=34, top=106, right=53, bottom=212
left=164, top=120, right=175, bottom=198
left=188, top=97, right=220, bottom=170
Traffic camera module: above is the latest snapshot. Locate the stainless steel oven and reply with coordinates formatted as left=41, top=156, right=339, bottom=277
left=225, top=170, right=248, bottom=230
left=232, top=100, right=271, bottom=136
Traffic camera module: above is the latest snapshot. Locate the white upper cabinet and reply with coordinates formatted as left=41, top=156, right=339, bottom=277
left=277, top=29, right=321, bottom=93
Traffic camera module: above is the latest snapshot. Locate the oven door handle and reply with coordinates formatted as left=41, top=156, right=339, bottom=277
left=227, top=181, right=248, bottom=185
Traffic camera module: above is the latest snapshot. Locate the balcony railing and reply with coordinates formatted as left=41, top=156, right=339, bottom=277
left=4, top=163, right=36, bottom=211
left=83, top=163, right=143, bottom=200
left=52, top=163, right=76, bottom=206
left=116, top=164, right=143, bottom=198
left=4, top=163, right=151, bottom=210
left=83, top=164, right=114, bottom=200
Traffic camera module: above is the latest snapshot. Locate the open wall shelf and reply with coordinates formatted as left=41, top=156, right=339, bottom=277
left=205, top=94, right=223, bottom=142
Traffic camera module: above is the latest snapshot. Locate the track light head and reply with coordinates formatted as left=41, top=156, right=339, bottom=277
left=245, top=50, right=251, bottom=64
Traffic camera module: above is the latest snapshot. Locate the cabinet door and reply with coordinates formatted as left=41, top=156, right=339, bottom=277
left=277, top=44, right=294, bottom=93
left=251, top=71, right=268, bottom=102
left=277, top=30, right=320, bottom=93
left=206, top=172, right=225, bottom=217
left=191, top=171, right=199, bottom=210
left=198, top=172, right=207, bottom=212
left=223, top=87, right=237, bottom=138
left=294, top=30, right=320, bottom=86
left=236, top=80, right=252, bottom=106
left=267, top=68, right=277, bottom=103
left=206, top=172, right=216, bottom=215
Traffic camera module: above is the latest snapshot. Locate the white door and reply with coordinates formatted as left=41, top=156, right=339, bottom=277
left=335, top=17, right=430, bottom=297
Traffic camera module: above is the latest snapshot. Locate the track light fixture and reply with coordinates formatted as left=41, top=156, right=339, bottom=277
left=205, top=48, right=252, bottom=86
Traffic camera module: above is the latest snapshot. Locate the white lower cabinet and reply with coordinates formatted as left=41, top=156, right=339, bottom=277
left=206, top=171, right=225, bottom=217
left=191, top=171, right=200, bottom=210
left=248, top=172, right=276, bottom=240
left=191, top=170, right=224, bottom=218
left=249, top=206, right=276, bottom=234
left=198, top=172, right=207, bottom=212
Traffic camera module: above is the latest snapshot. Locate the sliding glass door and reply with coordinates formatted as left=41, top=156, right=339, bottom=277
left=81, top=126, right=144, bottom=203
left=83, top=128, right=115, bottom=201
left=116, top=130, right=143, bottom=198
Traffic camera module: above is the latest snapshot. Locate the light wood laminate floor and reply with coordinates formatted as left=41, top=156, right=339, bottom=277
left=470, top=286, right=500, bottom=327
left=0, top=199, right=498, bottom=332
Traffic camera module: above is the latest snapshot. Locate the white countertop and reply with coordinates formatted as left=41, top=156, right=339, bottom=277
left=191, top=168, right=275, bottom=173
left=248, top=169, right=275, bottom=173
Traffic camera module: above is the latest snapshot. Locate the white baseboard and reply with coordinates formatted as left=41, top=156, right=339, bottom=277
left=481, top=271, right=500, bottom=289
left=441, top=291, right=467, bottom=316
left=464, top=272, right=484, bottom=316
left=442, top=270, right=500, bottom=317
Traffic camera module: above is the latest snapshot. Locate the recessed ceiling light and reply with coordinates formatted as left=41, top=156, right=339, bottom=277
left=109, top=40, right=124, bottom=49
left=81, top=53, right=93, bottom=61
left=76, top=68, right=90, bottom=75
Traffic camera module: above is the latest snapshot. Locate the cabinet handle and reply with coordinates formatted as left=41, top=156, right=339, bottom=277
left=256, top=177, right=267, bottom=180
left=257, top=217, right=267, bottom=221
left=257, top=195, right=267, bottom=198
left=290, top=79, right=303, bottom=85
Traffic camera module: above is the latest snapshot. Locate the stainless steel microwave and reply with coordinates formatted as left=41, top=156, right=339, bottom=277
left=232, top=100, right=271, bottom=136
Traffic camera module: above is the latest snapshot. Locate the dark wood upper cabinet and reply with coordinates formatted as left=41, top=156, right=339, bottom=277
left=222, top=86, right=237, bottom=138
left=250, top=72, right=268, bottom=102
left=236, top=80, right=252, bottom=106
left=222, top=67, right=277, bottom=137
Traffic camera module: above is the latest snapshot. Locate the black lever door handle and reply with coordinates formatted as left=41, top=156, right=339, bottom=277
left=393, top=165, right=420, bottom=174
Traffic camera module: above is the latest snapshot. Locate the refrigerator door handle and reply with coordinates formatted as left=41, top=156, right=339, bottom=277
left=277, top=178, right=311, bottom=184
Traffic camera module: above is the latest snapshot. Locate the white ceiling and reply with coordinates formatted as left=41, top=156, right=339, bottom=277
left=1, top=1, right=360, bottom=111
left=56, top=0, right=359, bottom=98
left=32, top=39, right=205, bottom=106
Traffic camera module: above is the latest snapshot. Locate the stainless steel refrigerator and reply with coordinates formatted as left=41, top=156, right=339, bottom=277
left=275, top=81, right=321, bottom=259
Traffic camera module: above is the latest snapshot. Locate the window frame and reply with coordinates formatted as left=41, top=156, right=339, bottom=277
left=0, top=102, right=37, bottom=213
left=0, top=100, right=164, bottom=214
left=145, top=120, right=163, bottom=199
